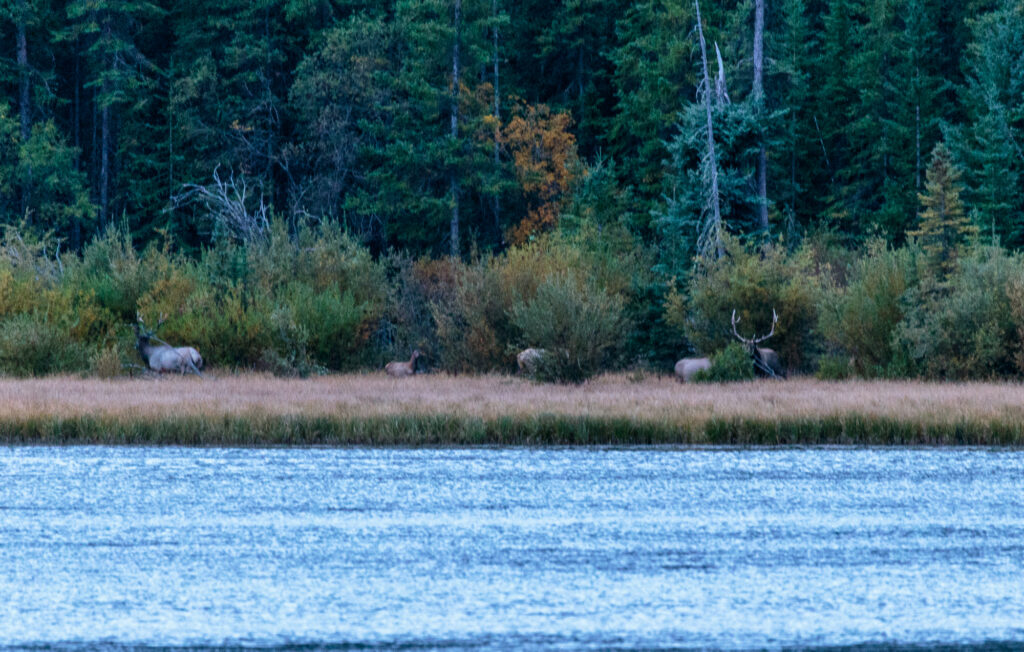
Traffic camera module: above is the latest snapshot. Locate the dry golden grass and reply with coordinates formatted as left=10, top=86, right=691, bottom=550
left=2, top=372, right=1024, bottom=425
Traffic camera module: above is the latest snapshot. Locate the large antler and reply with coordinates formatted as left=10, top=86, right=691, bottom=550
left=731, top=308, right=778, bottom=344
left=136, top=311, right=168, bottom=334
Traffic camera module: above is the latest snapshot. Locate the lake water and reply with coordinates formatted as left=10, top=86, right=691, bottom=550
left=1, top=447, right=1023, bottom=650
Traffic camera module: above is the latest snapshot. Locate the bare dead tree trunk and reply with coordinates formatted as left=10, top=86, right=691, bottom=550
left=73, top=38, right=81, bottom=249
left=915, top=104, right=921, bottom=190
left=100, top=97, right=111, bottom=228
left=16, top=0, right=29, bottom=143
left=450, top=0, right=461, bottom=258
left=492, top=0, right=501, bottom=245
left=16, top=0, right=30, bottom=219
left=264, top=5, right=274, bottom=186
left=752, top=0, right=764, bottom=101
left=168, top=58, right=174, bottom=204
left=695, top=0, right=724, bottom=259
left=714, top=43, right=730, bottom=105
left=753, top=0, right=768, bottom=232
left=576, top=46, right=585, bottom=149
left=99, top=14, right=112, bottom=228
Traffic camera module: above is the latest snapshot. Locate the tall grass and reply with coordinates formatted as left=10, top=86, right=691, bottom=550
left=2, top=374, right=1023, bottom=446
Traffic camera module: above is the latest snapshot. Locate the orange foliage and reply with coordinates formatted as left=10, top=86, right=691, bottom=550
left=501, top=103, right=578, bottom=244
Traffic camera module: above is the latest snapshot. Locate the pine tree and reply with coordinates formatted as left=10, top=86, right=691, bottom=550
left=907, top=142, right=977, bottom=276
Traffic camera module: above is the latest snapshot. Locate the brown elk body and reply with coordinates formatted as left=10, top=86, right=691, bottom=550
left=731, top=308, right=786, bottom=378
left=385, top=350, right=421, bottom=377
left=674, top=357, right=711, bottom=382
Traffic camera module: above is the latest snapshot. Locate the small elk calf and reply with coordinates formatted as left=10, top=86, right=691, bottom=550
left=385, top=349, right=421, bottom=377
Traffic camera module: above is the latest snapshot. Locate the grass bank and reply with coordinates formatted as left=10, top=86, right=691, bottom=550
left=2, top=374, right=1024, bottom=446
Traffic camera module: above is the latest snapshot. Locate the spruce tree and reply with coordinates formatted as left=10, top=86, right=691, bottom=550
left=770, top=0, right=813, bottom=234
left=62, top=0, right=164, bottom=229
left=907, top=142, right=977, bottom=276
left=953, top=0, right=1024, bottom=247
left=606, top=0, right=696, bottom=222
left=876, top=0, right=948, bottom=239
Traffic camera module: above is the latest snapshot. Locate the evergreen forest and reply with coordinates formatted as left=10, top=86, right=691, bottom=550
left=0, top=0, right=1022, bottom=381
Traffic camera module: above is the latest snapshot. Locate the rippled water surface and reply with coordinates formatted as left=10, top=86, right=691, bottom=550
left=2, top=447, right=1024, bottom=649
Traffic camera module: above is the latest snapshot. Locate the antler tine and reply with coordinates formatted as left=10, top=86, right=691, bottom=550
left=156, top=312, right=167, bottom=328
left=731, top=309, right=752, bottom=345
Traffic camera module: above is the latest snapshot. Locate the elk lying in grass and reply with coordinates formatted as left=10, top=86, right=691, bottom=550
left=732, top=308, right=785, bottom=378
left=133, top=313, right=204, bottom=376
left=674, top=357, right=711, bottom=382
left=385, top=349, right=421, bottom=377
left=516, top=348, right=546, bottom=375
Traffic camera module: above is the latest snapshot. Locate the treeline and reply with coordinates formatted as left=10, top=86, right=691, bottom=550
left=0, top=0, right=1023, bottom=380
left=2, top=143, right=1023, bottom=382
left=0, top=0, right=1022, bottom=257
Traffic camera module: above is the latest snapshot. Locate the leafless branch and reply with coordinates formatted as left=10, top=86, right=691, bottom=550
left=172, top=166, right=270, bottom=243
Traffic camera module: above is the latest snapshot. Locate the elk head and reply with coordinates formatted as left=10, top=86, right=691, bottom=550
left=731, top=308, right=785, bottom=378
left=134, top=312, right=167, bottom=361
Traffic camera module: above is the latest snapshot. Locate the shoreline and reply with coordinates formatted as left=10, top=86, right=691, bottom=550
left=1, top=374, right=1023, bottom=446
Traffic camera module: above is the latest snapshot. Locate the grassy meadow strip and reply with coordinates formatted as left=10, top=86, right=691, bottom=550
left=1, top=374, right=1023, bottom=446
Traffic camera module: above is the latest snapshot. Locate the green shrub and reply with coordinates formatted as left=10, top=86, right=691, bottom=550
left=693, top=342, right=754, bottom=382
left=377, top=254, right=450, bottom=370
left=894, top=246, right=1024, bottom=379
left=431, top=259, right=510, bottom=373
left=815, top=354, right=854, bottom=380
left=672, top=236, right=820, bottom=373
left=287, top=283, right=368, bottom=370
left=79, top=227, right=171, bottom=321
left=510, top=273, right=626, bottom=383
left=818, top=240, right=917, bottom=377
left=0, top=314, right=91, bottom=376
left=90, top=345, right=127, bottom=378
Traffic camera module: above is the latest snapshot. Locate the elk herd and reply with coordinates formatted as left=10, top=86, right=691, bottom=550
left=133, top=308, right=786, bottom=381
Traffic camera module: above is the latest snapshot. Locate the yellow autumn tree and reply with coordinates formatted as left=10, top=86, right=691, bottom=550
left=501, top=103, right=578, bottom=244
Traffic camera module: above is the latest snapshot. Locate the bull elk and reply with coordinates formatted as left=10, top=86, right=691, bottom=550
left=133, top=313, right=204, bottom=376
left=731, top=308, right=785, bottom=378
left=385, top=349, right=421, bottom=377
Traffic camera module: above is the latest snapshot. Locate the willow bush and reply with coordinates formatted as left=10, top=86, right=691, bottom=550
left=668, top=236, right=821, bottom=374
left=894, top=246, right=1024, bottom=379
left=692, top=342, right=755, bottom=383
left=510, top=272, right=627, bottom=383
left=817, top=240, right=917, bottom=378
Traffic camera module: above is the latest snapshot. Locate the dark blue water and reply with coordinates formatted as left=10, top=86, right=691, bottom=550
left=1, top=447, right=1023, bottom=649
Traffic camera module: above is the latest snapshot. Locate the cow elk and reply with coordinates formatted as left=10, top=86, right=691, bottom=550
left=385, top=349, right=421, bottom=377
left=674, top=357, right=711, bottom=383
left=731, top=308, right=786, bottom=378
left=516, top=348, right=546, bottom=375
left=133, top=313, right=204, bottom=375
